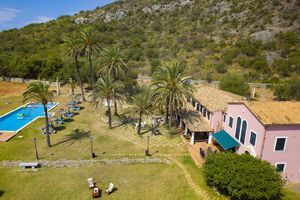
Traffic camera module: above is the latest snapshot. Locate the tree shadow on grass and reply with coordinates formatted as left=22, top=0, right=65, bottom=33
left=54, top=126, right=66, bottom=131
left=0, top=191, right=4, bottom=197
left=64, top=118, right=74, bottom=123
left=111, top=115, right=136, bottom=129
left=52, top=129, right=91, bottom=146
left=140, top=127, right=152, bottom=135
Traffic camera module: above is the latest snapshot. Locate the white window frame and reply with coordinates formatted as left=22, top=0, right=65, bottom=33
left=275, top=162, right=286, bottom=173
left=229, top=115, right=234, bottom=128
left=249, top=130, right=257, bottom=147
left=273, top=137, right=288, bottom=152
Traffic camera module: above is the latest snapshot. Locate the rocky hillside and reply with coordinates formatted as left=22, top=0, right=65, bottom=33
left=0, top=0, right=299, bottom=83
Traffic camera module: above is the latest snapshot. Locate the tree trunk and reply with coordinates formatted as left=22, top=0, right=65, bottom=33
left=107, top=98, right=112, bottom=129
left=168, top=93, right=174, bottom=131
left=43, top=104, right=51, bottom=147
left=165, top=101, right=169, bottom=124
left=75, top=56, right=86, bottom=101
left=112, top=69, right=118, bottom=116
left=137, top=111, right=142, bottom=135
left=88, top=48, right=95, bottom=89
left=114, top=101, right=118, bottom=116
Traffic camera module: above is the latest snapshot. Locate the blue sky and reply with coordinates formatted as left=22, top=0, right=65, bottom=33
left=0, top=0, right=115, bottom=31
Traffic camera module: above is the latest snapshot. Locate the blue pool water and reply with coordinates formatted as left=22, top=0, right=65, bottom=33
left=0, top=102, right=57, bottom=132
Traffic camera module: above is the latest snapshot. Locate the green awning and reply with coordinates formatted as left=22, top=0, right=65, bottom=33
left=212, top=130, right=239, bottom=150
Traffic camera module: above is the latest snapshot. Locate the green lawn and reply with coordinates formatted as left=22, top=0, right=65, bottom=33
left=0, top=164, right=199, bottom=200
left=0, top=96, right=23, bottom=116
left=0, top=91, right=299, bottom=200
left=282, top=184, right=300, bottom=200
left=0, top=94, right=186, bottom=161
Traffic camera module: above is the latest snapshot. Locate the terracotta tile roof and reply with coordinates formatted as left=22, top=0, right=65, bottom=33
left=193, top=86, right=244, bottom=112
left=245, top=101, right=300, bottom=126
left=179, top=104, right=213, bottom=132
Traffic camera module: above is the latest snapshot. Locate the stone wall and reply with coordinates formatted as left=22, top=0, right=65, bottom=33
left=0, top=158, right=171, bottom=168
left=0, top=76, right=59, bottom=86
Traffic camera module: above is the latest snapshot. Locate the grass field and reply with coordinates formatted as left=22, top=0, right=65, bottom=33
left=0, top=81, right=299, bottom=200
left=0, top=163, right=199, bottom=200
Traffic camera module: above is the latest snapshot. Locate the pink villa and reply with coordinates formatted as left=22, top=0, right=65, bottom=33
left=177, top=86, right=300, bottom=183
left=223, top=101, right=300, bottom=183
left=176, top=86, right=244, bottom=145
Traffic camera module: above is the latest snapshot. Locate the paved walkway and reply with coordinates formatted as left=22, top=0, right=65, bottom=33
left=178, top=130, right=219, bottom=167
left=0, top=132, right=16, bottom=142
left=111, top=125, right=183, bottom=147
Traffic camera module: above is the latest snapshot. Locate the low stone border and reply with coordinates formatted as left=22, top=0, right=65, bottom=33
left=0, top=158, right=171, bottom=168
left=102, top=153, right=189, bottom=157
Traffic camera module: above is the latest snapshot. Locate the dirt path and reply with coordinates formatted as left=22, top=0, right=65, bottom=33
left=167, top=156, right=212, bottom=200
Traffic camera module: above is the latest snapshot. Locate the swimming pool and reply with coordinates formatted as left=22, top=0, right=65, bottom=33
left=0, top=102, right=58, bottom=133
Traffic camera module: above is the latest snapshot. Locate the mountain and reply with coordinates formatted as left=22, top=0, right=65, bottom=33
left=0, top=0, right=299, bottom=83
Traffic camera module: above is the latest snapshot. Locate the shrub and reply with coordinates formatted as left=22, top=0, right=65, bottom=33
left=288, top=78, right=300, bottom=100
left=219, top=73, right=250, bottom=96
left=272, top=78, right=300, bottom=100
left=215, top=61, right=228, bottom=73
left=203, top=153, right=283, bottom=200
left=273, top=59, right=291, bottom=77
left=150, top=59, right=161, bottom=74
left=236, top=55, right=253, bottom=68
left=222, top=48, right=239, bottom=64
left=145, top=48, right=159, bottom=59
left=278, top=31, right=299, bottom=48
left=251, top=56, right=269, bottom=73
left=205, top=73, right=213, bottom=83
left=236, top=38, right=261, bottom=57
left=273, top=84, right=290, bottom=101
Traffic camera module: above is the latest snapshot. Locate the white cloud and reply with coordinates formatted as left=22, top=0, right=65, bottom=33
left=28, top=16, right=54, bottom=24
left=0, top=8, right=19, bottom=24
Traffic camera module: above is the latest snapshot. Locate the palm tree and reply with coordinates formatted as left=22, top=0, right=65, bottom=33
left=23, top=82, right=54, bottom=147
left=152, top=62, right=195, bottom=130
left=127, top=89, right=153, bottom=135
left=80, top=29, right=99, bottom=89
left=98, top=46, right=126, bottom=115
left=68, top=78, right=77, bottom=95
left=90, top=76, right=125, bottom=129
left=63, top=34, right=86, bottom=101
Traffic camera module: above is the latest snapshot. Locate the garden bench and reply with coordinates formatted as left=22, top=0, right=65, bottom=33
left=19, top=162, right=39, bottom=169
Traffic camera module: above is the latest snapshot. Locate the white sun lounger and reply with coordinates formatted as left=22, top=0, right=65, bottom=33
left=87, top=178, right=94, bottom=188
left=105, top=183, right=114, bottom=194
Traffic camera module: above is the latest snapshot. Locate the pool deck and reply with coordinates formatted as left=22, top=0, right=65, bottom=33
left=0, top=102, right=59, bottom=141
left=0, top=132, right=16, bottom=142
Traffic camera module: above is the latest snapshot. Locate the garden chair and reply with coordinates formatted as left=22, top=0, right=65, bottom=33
left=105, top=183, right=114, bottom=194
left=87, top=178, right=94, bottom=188
left=200, top=148, right=205, bottom=158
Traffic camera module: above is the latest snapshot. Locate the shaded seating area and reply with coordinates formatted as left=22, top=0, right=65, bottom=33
left=212, top=130, right=239, bottom=151
left=177, top=104, right=213, bottom=145
left=68, top=100, right=81, bottom=111
left=54, top=117, right=64, bottom=124
left=40, top=123, right=56, bottom=134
